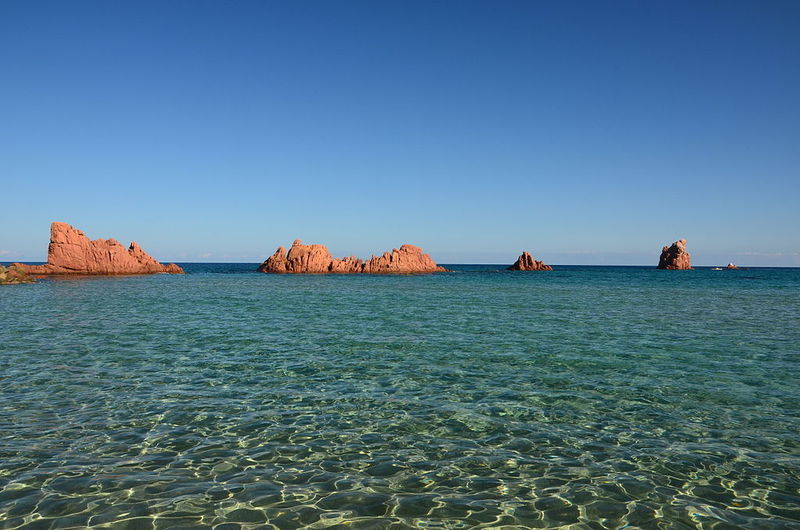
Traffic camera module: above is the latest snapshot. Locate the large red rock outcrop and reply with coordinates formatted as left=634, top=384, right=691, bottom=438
left=14, top=222, right=183, bottom=275
left=507, top=251, right=552, bottom=271
left=657, top=239, right=692, bottom=270
left=258, top=240, right=447, bottom=274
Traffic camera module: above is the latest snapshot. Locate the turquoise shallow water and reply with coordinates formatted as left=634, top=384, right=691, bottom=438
left=1, top=264, right=799, bottom=529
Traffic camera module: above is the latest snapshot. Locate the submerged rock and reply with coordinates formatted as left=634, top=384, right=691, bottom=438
left=0, top=265, right=36, bottom=285
left=657, top=239, right=692, bottom=270
left=13, top=222, right=183, bottom=275
left=258, top=240, right=447, bottom=274
left=507, top=251, right=552, bottom=271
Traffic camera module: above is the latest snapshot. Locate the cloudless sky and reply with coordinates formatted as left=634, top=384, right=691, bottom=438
left=1, top=0, right=798, bottom=265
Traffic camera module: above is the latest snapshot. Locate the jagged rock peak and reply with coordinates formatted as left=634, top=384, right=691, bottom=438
left=507, top=251, right=552, bottom=271
left=657, top=239, right=692, bottom=270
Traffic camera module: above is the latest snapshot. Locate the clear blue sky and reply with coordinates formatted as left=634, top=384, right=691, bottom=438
left=2, top=1, right=798, bottom=265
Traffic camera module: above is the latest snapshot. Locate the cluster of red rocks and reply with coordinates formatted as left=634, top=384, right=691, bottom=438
left=257, top=240, right=447, bottom=274
left=9, top=222, right=708, bottom=277
left=13, top=222, right=183, bottom=276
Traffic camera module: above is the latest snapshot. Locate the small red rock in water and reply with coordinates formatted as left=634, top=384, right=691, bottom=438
left=13, top=222, right=183, bottom=275
left=657, top=239, right=692, bottom=270
left=257, top=240, right=447, bottom=274
left=507, top=251, right=552, bottom=271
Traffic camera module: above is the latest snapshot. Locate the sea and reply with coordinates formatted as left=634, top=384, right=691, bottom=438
left=1, top=264, right=798, bottom=529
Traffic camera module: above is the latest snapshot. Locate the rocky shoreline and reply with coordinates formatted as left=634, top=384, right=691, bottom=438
left=0, top=265, right=36, bottom=285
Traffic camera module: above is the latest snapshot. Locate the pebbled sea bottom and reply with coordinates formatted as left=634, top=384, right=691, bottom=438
left=1, top=265, right=799, bottom=529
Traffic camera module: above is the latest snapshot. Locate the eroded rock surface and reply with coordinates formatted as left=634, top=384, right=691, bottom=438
left=258, top=240, right=446, bottom=274
left=14, top=222, right=183, bottom=275
left=657, top=239, right=692, bottom=270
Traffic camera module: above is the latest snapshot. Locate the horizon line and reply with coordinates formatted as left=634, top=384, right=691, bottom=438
left=4, top=260, right=798, bottom=269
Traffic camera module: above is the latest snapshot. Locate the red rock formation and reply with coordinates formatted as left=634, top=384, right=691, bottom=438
left=14, top=222, right=183, bottom=275
left=258, top=240, right=447, bottom=274
left=657, top=239, right=692, bottom=270
left=363, top=244, right=447, bottom=273
left=507, top=251, right=552, bottom=271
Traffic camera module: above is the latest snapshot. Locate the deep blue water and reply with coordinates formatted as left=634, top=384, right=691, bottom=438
left=1, top=264, right=799, bottom=529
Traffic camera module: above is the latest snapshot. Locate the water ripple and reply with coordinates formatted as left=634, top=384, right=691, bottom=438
left=1, top=266, right=799, bottom=528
